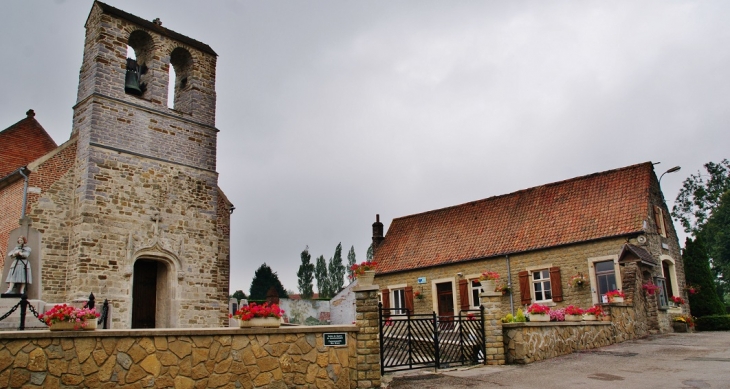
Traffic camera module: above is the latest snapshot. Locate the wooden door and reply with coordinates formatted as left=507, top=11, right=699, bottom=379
left=436, top=282, right=454, bottom=329
left=132, top=260, right=157, bottom=328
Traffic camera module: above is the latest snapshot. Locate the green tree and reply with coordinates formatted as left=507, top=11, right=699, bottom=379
left=672, top=159, right=730, bottom=235
left=366, top=243, right=374, bottom=261
left=249, top=263, right=288, bottom=300
left=315, top=255, right=329, bottom=298
left=297, top=246, right=315, bottom=299
left=231, top=290, right=247, bottom=303
left=703, top=190, right=730, bottom=302
left=347, top=245, right=357, bottom=282
left=328, top=243, right=346, bottom=296
left=683, top=237, right=726, bottom=317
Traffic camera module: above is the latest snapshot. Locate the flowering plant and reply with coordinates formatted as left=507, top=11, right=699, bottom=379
left=349, top=261, right=377, bottom=279
left=414, top=290, right=424, bottom=300
left=466, top=313, right=476, bottom=321
left=570, top=274, right=586, bottom=288
left=501, top=309, right=527, bottom=323
left=38, top=304, right=100, bottom=329
left=549, top=308, right=565, bottom=322
left=229, top=302, right=284, bottom=321
left=642, top=282, right=660, bottom=295
left=684, top=285, right=700, bottom=295
left=495, top=282, right=511, bottom=294
left=671, top=296, right=686, bottom=305
left=564, top=305, right=584, bottom=316
left=606, top=290, right=625, bottom=300
left=673, top=315, right=695, bottom=327
left=478, top=271, right=500, bottom=281
left=584, top=305, right=605, bottom=317
left=526, top=304, right=550, bottom=315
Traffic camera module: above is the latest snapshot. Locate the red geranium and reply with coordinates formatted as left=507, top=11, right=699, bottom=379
left=526, top=304, right=550, bottom=315
left=38, top=304, right=100, bottom=330
left=564, top=305, right=584, bottom=315
left=349, top=261, right=377, bottom=280
left=229, top=302, right=284, bottom=321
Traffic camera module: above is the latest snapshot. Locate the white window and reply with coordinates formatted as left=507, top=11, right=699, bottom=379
left=587, top=255, right=623, bottom=305
left=392, top=288, right=406, bottom=315
left=661, top=256, right=681, bottom=310
left=469, top=279, right=483, bottom=308
left=532, top=269, right=552, bottom=302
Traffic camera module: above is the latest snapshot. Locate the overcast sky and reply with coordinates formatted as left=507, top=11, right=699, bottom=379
left=2, top=1, right=728, bottom=295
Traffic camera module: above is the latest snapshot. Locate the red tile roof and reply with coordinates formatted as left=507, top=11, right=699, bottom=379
left=374, top=162, right=655, bottom=274
left=0, top=110, right=57, bottom=178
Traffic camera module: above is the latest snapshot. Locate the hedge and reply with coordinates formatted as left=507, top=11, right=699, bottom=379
left=695, top=315, right=730, bottom=331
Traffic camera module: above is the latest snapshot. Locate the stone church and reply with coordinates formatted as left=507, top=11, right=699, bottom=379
left=0, top=2, right=231, bottom=328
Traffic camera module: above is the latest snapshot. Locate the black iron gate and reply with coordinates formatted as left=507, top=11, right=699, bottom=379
left=379, top=304, right=485, bottom=374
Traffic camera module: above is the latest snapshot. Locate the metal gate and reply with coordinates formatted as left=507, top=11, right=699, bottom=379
left=379, top=304, right=485, bottom=374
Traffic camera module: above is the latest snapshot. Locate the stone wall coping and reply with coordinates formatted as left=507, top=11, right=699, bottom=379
left=0, top=324, right=359, bottom=340
left=605, top=303, right=632, bottom=307
left=503, top=321, right=612, bottom=328
left=353, top=285, right=380, bottom=292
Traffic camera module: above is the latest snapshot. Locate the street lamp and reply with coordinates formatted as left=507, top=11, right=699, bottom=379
left=659, top=166, right=681, bottom=184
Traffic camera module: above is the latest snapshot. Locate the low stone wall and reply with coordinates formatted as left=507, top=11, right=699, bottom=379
left=605, top=303, right=647, bottom=342
left=0, top=326, right=359, bottom=388
left=503, top=321, right=613, bottom=364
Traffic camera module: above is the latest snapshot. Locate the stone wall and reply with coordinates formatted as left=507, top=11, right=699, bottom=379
left=502, top=321, right=614, bottom=364
left=0, top=326, right=358, bottom=388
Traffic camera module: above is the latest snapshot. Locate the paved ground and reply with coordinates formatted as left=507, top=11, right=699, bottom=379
left=383, top=332, right=730, bottom=388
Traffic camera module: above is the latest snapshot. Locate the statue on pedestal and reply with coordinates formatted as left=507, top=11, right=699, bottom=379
left=5, top=236, right=31, bottom=294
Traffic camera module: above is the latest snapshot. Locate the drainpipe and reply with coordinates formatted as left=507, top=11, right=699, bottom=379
left=506, top=255, right=514, bottom=316
left=18, top=167, right=29, bottom=219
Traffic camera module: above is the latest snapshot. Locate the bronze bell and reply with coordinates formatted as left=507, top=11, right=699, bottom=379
left=125, top=58, right=147, bottom=96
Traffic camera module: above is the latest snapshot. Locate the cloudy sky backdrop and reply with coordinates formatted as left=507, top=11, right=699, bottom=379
left=2, top=1, right=728, bottom=294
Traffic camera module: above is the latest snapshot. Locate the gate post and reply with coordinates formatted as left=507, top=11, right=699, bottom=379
left=354, top=284, right=381, bottom=388
left=479, top=290, right=506, bottom=365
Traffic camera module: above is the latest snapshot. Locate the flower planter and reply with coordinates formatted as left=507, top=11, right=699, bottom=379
left=357, top=271, right=376, bottom=287
left=672, top=322, right=689, bottom=333
left=582, top=314, right=597, bottom=321
left=529, top=314, right=550, bottom=322
left=565, top=314, right=583, bottom=322
left=50, top=319, right=96, bottom=331
left=480, top=280, right=496, bottom=293
left=609, top=297, right=624, bottom=304
left=240, top=317, right=280, bottom=328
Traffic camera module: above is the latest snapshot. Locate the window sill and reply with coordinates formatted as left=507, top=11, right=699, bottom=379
left=534, top=301, right=556, bottom=307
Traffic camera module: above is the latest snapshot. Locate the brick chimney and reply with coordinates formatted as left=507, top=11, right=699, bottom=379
left=372, top=214, right=384, bottom=254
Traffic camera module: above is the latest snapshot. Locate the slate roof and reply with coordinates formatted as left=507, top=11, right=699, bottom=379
left=374, top=162, right=655, bottom=274
left=0, top=110, right=57, bottom=179
left=618, top=244, right=658, bottom=267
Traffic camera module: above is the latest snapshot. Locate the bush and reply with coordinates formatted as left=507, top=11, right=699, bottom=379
left=695, top=315, right=730, bottom=331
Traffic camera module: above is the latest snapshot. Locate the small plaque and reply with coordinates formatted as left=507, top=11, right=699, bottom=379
left=417, top=277, right=427, bottom=284
left=323, top=333, right=347, bottom=347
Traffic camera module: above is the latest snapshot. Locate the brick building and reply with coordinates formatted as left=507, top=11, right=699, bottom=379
left=371, top=162, right=686, bottom=333
left=0, top=2, right=231, bottom=329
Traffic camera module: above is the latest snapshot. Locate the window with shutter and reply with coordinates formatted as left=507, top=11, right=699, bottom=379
left=518, top=271, right=531, bottom=305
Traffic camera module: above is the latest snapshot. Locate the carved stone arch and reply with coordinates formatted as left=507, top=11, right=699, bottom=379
left=130, top=247, right=182, bottom=329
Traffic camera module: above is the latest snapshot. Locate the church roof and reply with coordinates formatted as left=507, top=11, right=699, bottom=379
left=374, top=162, right=656, bottom=274
left=0, top=110, right=57, bottom=179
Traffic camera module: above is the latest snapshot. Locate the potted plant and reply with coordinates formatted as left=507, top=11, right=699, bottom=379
left=671, top=296, right=686, bottom=305
left=642, top=282, right=660, bottom=295
left=230, top=302, right=285, bottom=328
left=672, top=315, right=695, bottom=333
left=549, top=308, right=565, bottom=322
left=414, top=290, right=424, bottom=300
left=495, top=282, right=511, bottom=296
left=606, top=290, right=625, bottom=303
left=684, top=285, right=700, bottom=295
left=526, top=304, right=550, bottom=322
left=478, top=271, right=500, bottom=292
left=564, top=305, right=584, bottom=321
left=39, top=304, right=100, bottom=331
left=583, top=305, right=604, bottom=321
left=570, top=274, right=587, bottom=289
left=349, top=261, right=378, bottom=286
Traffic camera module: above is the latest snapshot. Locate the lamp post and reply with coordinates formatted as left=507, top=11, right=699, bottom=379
left=659, top=166, right=681, bottom=185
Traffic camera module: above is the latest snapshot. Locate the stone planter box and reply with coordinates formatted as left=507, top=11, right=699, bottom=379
left=672, top=322, right=689, bottom=333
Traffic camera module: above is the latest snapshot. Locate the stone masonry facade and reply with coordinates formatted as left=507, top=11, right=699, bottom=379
left=0, top=327, right=358, bottom=389
left=0, top=2, right=232, bottom=328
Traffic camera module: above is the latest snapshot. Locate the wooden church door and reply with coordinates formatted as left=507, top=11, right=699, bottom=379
left=132, top=259, right=157, bottom=328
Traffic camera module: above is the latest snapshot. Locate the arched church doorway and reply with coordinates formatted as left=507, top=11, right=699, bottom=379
left=132, top=258, right=174, bottom=328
